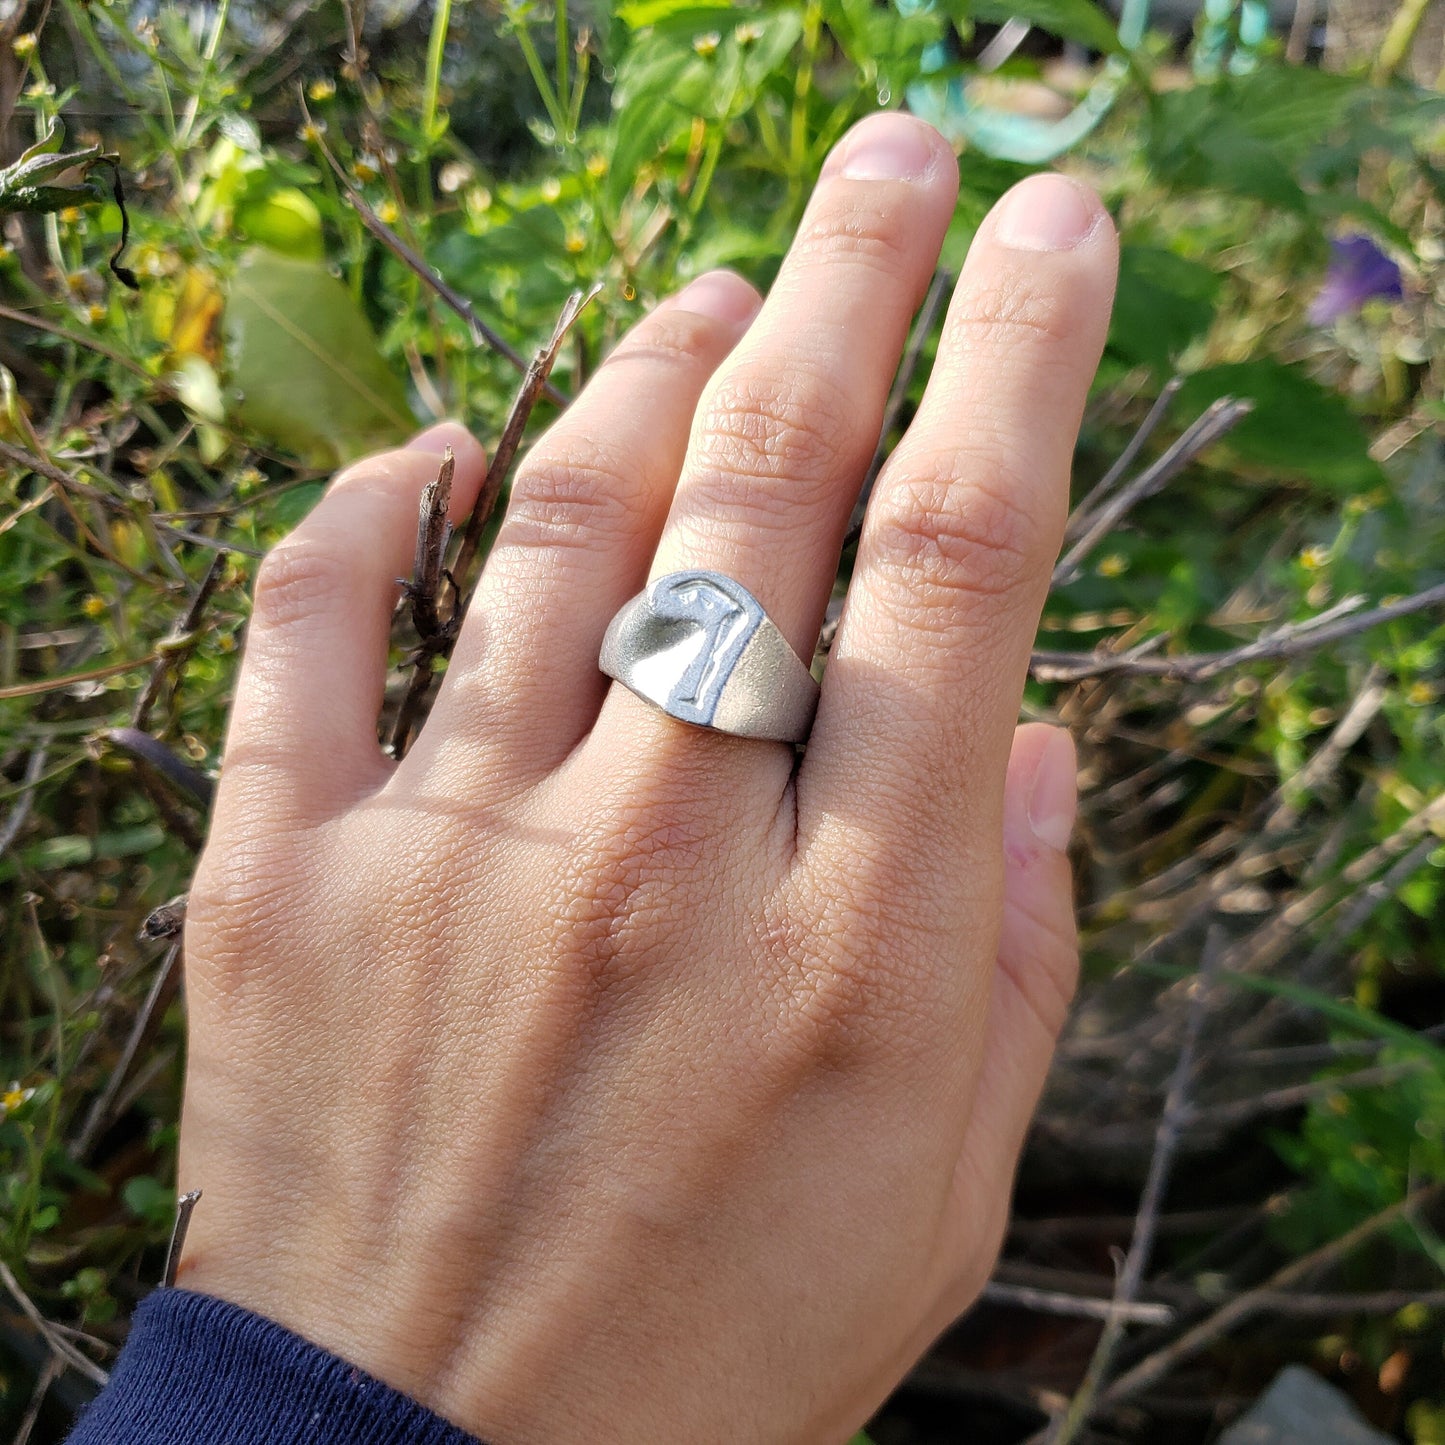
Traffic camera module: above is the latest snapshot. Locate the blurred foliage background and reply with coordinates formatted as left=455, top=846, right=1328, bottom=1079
left=0, top=0, right=1441, bottom=1441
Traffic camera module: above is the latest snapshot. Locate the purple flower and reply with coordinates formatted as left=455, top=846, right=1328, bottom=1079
left=1308, top=234, right=1403, bottom=325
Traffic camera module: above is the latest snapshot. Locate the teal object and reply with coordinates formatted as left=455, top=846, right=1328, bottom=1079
left=1196, top=0, right=1270, bottom=75
left=899, top=0, right=1269, bottom=162
left=900, top=0, right=1148, bottom=163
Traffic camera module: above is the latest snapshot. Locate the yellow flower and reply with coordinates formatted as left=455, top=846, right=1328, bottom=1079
left=1097, top=553, right=1127, bottom=578
left=1299, top=544, right=1329, bottom=571
left=1408, top=681, right=1435, bottom=705
left=81, top=594, right=106, bottom=618
left=693, top=31, right=720, bottom=56
left=564, top=229, right=586, bottom=255
left=12, top=32, right=37, bottom=57
left=308, top=78, right=337, bottom=101
left=59, top=206, right=82, bottom=225
left=298, top=120, right=327, bottom=145
left=86, top=302, right=107, bottom=325
left=376, top=199, right=400, bottom=225
left=585, top=154, right=608, bottom=179
left=541, top=177, right=562, bottom=203
left=735, top=22, right=762, bottom=44
left=2, top=1084, right=34, bottom=1115
left=353, top=152, right=381, bottom=184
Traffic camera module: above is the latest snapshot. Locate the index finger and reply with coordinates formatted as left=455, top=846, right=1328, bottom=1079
left=799, top=174, right=1117, bottom=882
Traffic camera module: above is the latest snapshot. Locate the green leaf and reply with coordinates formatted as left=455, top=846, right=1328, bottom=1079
left=224, top=249, right=414, bottom=466
left=234, top=187, right=324, bottom=260
left=968, top=0, right=1124, bottom=53
left=1173, top=362, right=1384, bottom=491
left=122, top=1175, right=177, bottom=1228
left=1108, top=247, right=1220, bottom=372
left=616, top=0, right=738, bottom=26
left=1148, top=98, right=1308, bottom=211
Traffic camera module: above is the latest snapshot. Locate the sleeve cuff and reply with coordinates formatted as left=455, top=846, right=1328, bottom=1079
left=66, top=1288, right=486, bottom=1445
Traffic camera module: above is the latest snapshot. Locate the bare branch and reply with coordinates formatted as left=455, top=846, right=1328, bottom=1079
left=389, top=289, right=597, bottom=758
left=982, top=1280, right=1175, bottom=1325
left=0, top=1262, right=108, bottom=1387
left=0, top=743, right=49, bottom=860
left=71, top=941, right=183, bottom=1162
left=1053, top=397, right=1253, bottom=587
left=164, top=1191, right=202, bottom=1288
left=1098, top=1183, right=1445, bottom=1409
left=1063, top=377, right=1184, bottom=545
left=1036, top=928, right=1224, bottom=1445
left=1031, top=579, right=1445, bottom=683
left=131, top=553, right=226, bottom=732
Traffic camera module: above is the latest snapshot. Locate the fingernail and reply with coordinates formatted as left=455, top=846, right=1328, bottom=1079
left=824, top=112, right=941, bottom=183
left=1027, top=729, right=1079, bottom=853
left=670, top=269, right=760, bottom=326
left=993, top=174, right=1100, bottom=252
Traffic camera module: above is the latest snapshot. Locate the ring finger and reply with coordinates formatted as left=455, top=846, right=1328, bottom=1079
left=587, top=113, right=959, bottom=779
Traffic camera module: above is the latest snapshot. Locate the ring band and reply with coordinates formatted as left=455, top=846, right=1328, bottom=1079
left=599, top=570, right=821, bottom=744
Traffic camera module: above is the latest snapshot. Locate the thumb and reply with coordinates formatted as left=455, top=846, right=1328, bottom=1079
left=953, top=723, right=1080, bottom=1240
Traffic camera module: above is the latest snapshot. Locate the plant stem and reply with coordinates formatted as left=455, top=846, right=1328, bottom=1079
left=509, top=6, right=568, bottom=139
left=1373, top=0, right=1432, bottom=81
left=420, top=0, right=454, bottom=207
left=555, top=0, right=570, bottom=128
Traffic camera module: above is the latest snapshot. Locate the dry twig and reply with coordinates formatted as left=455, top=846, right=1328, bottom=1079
left=1098, top=1183, right=1445, bottom=1408
left=0, top=1262, right=108, bottom=1387
left=164, top=1191, right=203, bottom=1288
left=1034, top=929, right=1224, bottom=1445
left=71, top=941, right=184, bottom=1162
left=1053, top=396, right=1253, bottom=587
left=388, top=288, right=597, bottom=757
left=1031, top=579, right=1445, bottom=683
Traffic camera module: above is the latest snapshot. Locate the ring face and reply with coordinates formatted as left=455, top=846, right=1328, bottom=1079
left=599, top=570, right=821, bottom=744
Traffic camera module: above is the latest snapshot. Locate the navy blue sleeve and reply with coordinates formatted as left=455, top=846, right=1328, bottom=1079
left=66, top=1289, right=486, bottom=1445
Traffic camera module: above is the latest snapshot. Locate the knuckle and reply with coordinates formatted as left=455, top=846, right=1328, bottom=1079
left=949, top=275, right=1078, bottom=353
left=867, top=462, right=1049, bottom=607
left=187, top=837, right=306, bottom=991
left=791, top=196, right=916, bottom=280
left=251, top=537, right=348, bottom=632
left=767, top=874, right=949, bottom=1066
left=602, top=307, right=735, bottom=374
left=688, top=365, right=859, bottom=522
left=503, top=441, right=645, bottom=552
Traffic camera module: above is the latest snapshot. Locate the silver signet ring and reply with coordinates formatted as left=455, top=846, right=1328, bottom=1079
left=598, top=570, right=821, bottom=744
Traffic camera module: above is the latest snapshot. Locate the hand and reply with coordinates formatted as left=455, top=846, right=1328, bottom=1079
left=179, top=112, right=1117, bottom=1443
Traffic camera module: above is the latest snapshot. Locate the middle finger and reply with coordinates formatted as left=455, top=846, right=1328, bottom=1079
left=588, top=113, right=958, bottom=776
